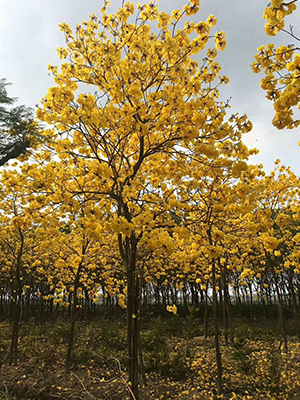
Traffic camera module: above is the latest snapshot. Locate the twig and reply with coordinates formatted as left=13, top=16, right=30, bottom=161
left=113, top=357, right=137, bottom=400
left=71, top=372, right=97, bottom=400
left=0, top=384, right=10, bottom=400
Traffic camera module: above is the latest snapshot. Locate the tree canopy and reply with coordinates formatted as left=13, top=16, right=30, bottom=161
left=0, top=78, right=40, bottom=166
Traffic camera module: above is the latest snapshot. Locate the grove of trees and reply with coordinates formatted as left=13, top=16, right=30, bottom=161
left=1, top=1, right=300, bottom=400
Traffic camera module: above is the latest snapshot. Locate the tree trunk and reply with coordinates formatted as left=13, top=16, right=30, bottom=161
left=204, top=286, right=209, bottom=339
left=66, top=286, right=78, bottom=373
left=66, top=258, right=85, bottom=373
left=289, top=274, right=300, bottom=339
left=274, top=275, right=288, bottom=353
left=9, top=228, right=24, bottom=365
left=207, top=226, right=222, bottom=395
left=212, top=260, right=223, bottom=394
left=221, top=283, right=228, bottom=346
left=122, top=232, right=140, bottom=400
left=9, top=290, right=21, bottom=365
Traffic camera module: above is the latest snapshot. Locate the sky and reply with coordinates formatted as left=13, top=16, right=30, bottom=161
left=0, top=0, right=299, bottom=174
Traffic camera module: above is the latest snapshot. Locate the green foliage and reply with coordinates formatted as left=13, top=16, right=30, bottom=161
left=230, top=326, right=256, bottom=375
left=0, top=78, right=42, bottom=166
left=142, top=319, right=191, bottom=380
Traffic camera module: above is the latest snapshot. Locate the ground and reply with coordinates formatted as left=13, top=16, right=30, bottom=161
left=1, top=316, right=300, bottom=400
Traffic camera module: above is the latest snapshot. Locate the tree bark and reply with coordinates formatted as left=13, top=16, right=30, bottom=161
left=212, top=259, right=223, bottom=394
left=126, top=236, right=140, bottom=400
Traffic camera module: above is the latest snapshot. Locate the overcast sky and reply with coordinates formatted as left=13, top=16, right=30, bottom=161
left=0, top=0, right=299, bottom=174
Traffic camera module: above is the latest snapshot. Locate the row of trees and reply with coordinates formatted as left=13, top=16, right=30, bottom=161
left=1, top=155, right=300, bottom=389
left=1, top=0, right=300, bottom=398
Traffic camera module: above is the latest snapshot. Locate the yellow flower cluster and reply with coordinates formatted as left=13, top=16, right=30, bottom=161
left=214, top=31, right=226, bottom=51
left=166, top=304, right=177, bottom=315
left=263, top=0, right=297, bottom=36
left=253, top=0, right=299, bottom=130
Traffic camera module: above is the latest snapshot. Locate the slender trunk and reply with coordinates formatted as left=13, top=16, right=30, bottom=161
left=204, top=286, right=209, bottom=339
left=212, top=260, right=222, bottom=394
left=235, top=284, right=243, bottom=317
left=289, top=274, right=300, bottom=339
left=221, top=276, right=228, bottom=346
left=124, top=235, right=140, bottom=400
left=65, top=284, right=78, bottom=373
left=261, top=283, right=267, bottom=319
left=218, top=283, right=223, bottom=321
left=66, top=256, right=86, bottom=373
left=207, top=227, right=222, bottom=394
left=137, top=285, right=147, bottom=387
left=249, top=283, right=253, bottom=321
left=274, top=275, right=288, bottom=352
left=9, top=290, right=21, bottom=365
left=266, top=251, right=288, bottom=353
left=182, top=283, right=188, bottom=314
left=225, top=281, right=234, bottom=344
left=9, top=227, right=24, bottom=365
left=24, top=287, right=30, bottom=322
left=191, top=284, right=195, bottom=307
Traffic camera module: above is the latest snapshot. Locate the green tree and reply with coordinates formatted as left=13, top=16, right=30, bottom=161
left=0, top=78, right=39, bottom=166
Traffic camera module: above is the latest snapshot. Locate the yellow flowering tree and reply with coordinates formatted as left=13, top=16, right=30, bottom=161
left=36, top=1, right=253, bottom=397
left=181, top=155, right=260, bottom=393
left=253, top=0, right=299, bottom=129
left=250, top=162, right=300, bottom=351
left=0, top=168, right=43, bottom=364
left=13, top=156, right=124, bottom=371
